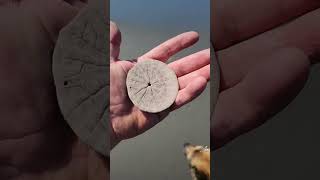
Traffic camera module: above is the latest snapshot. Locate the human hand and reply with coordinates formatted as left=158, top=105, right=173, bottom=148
left=211, top=0, right=320, bottom=149
left=110, top=22, right=210, bottom=149
left=0, top=1, right=107, bottom=179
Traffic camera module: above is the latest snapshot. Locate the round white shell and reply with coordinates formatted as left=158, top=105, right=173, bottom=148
left=52, top=7, right=108, bottom=156
left=126, top=60, right=179, bottom=113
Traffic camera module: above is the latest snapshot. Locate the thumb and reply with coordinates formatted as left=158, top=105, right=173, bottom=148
left=36, top=0, right=84, bottom=42
left=110, top=21, right=121, bottom=62
left=212, top=48, right=310, bottom=149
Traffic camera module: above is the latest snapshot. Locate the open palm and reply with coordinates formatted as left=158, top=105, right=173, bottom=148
left=110, top=22, right=210, bottom=148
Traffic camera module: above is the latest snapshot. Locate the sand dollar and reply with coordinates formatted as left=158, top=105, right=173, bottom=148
left=126, top=60, right=178, bottom=113
left=52, top=6, right=108, bottom=156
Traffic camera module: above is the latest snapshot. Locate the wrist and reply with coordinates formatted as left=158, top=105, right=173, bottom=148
left=110, top=127, right=121, bottom=150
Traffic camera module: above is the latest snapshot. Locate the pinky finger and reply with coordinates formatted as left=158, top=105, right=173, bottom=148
left=172, top=76, right=207, bottom=110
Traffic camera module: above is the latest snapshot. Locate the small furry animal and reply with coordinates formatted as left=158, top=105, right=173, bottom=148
left=184, top=143, right=210, bottom=180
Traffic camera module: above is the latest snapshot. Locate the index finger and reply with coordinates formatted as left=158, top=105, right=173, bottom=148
left=139, top=31, right=199, bottom=62
left=212, top=0, right=320, bottom=50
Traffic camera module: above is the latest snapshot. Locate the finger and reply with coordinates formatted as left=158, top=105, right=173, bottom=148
left=139, top=31, right=199, bottom=62
left=37, top=1, right=79, bottom=42
left=212, top=48, right=310, bottom=149
left=110, top=21, right=121, bottom=62
left=178, top=65, right=210, bottom=89
left=173, top=76, right=207, bottom=110
left=169, top=49, right=210, bottom=77
left=217, top=8, right=320, bottom=90
left=212, top=0, right=320, bottom=50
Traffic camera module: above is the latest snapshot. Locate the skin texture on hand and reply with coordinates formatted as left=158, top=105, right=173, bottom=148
left=0, top=0, right=107, bottom=179
left=211, top=0, right=320, bottom=149
left=110, top=22, right=210, bottom=149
